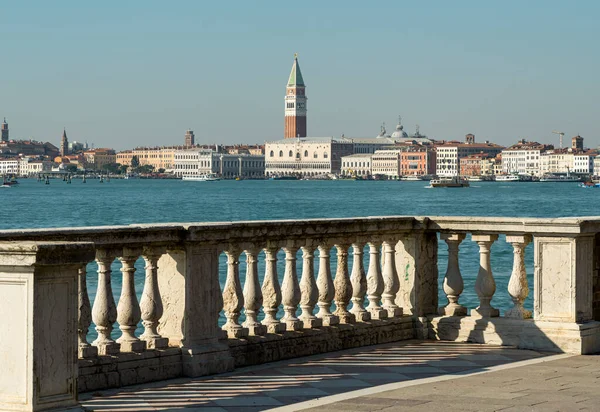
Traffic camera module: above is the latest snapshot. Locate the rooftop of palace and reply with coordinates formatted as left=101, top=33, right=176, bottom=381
left=435, top=140, right=505, bottom=149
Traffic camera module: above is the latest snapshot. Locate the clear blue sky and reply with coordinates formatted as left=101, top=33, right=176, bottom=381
left=1, top=1, right=599, bottom=150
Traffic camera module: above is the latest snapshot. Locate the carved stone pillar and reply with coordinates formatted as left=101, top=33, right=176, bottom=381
left=439, top=233, right=467, bottom=316
left=140, top=249, right=169, bottom=348
left=77, top=263, right=98, bottom=358
left=92, top=249, right=121, bottom=355
left=242, top=247, right=267, bottom=335
left=0, top=241, right=95, bottom=412
left=316, top=243, right=339, bottom=325
left=281, top=245, right=303, bottom=330
left=222, top=247, right=248, bottom=338
left=261, top=246, right=286, bottom=333
left=350, top=242, right=370, bottom=321
left=382, top=240, right=402, bottom=317
left=299, top=245, right=322, bottom=328
left=472, top=234, right=499, bottom=318
left=117, top=249, right=146, bottom=352
left=505, top=235, right=532, bottom=319
left=366, top=240, right=387, bottom=319
left=333, top=243, right=356, bottom=323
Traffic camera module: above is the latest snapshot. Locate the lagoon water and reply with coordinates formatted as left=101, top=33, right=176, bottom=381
left=3, top=178, right=599, bottom=336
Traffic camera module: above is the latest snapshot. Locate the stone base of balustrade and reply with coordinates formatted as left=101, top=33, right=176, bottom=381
left=301, top=317, right=323, bottom=329
left=428, top=315, right=600, bottom=354
left=227, top=316, right=414, bottom=368
left=78, top=348, right=182, bottom=393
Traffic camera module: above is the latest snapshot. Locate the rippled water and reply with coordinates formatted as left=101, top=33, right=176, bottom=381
left=3, top=178, right=598, bottom=336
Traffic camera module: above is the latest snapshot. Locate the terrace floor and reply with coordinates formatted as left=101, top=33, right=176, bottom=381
left=80, top=340, right=590, bottom=412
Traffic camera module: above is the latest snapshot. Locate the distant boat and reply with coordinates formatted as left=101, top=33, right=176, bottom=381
left=2, top=175, right=19, bottom=186
left=182, top=173, right=221, bottom=181
left=430, top=176, right=470, bottom=188
left=402, top=175, right=424, bottom=181
left=579, top=181, right=600, bottom=188
left=269, top=175, right=298, bottom=181
left=495, top=174, right=520, bottom=182
left=467, top=176, right=484, bottom=182
left=540, top=173, right=580, bottom=183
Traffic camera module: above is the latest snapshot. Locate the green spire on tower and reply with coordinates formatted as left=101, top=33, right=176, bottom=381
left=287, top=53, right=305, bottom=87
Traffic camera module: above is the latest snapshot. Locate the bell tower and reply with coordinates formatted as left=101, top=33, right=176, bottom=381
left=284, top=54, right=307, bottom=138
left=1, top=118, right=8, bottom=142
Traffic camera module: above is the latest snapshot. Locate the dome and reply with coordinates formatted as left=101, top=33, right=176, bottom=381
left=391, top=122, right=408, bottom=139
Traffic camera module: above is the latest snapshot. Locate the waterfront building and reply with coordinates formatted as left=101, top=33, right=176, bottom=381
left=116, top=150, right=134, bottom=167
left=174, top=149, right=265, bottom=179
left=501, top=140, right=551, bottom=176
left=399, top=145, right=436, bottom=176
left=0, top=139, right=59, bottom=158
left=18, top=157, right=52, bottom=176
left=459, top=153, right=495, bottom=177
left=573, top=151, right=596, bottom=175
left=1, top=118, right=8, bottom=142
left=594, top=156, right=600, bottom=177
left=539, top=149, right=575, bottom=175
left=60, top=129, right=69, bottom=156
left=265, top=137, right=353, bottom=176
left=84, top=149, right=117, bottom=170
left=372, top=149, right=401, bottom=179
left=0, top=157, right=19, bottom=174
left=118, top=147, right=178, bottom=171
left=184, top=130, right=195, bottom=146
left=436, top=135, right=504, bottom=177
left=493, top=155, right=503, bottom=176
left=340, top=154, right=373, bottom=176
left=227, top=144, right=265, bottom=155
left=284, top=54, right=307, bottom=138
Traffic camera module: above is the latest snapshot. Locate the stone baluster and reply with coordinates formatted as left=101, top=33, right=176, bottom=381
left=140, top=248, right=169, bottom=348
left=472, top=234, right=500, bottom=318
left=505, top=235, right=533, bottom=319
left=439, top=233, right=467, bottom=316
left=92, top=249, right=121, bottom=355
left=316, top=243, right=339, bottom=325
left=299, top=244, right=322, bottom=328
left=382, top=240, right=402, bottom=317
left=222, top=247, right=248, bottom=338
left=333, top=243, right=355, bottom=323
left=117, top=248, right=146, bottom=352
left=366, top=240, right=387, bottom=319
left=77, top=263, right=98, bottom=358
left=281, top=245, right=303, bottom=330
left=350, top=242, right=370, bottom=321
left=243, top=247, right=267, bottom=335
left=261, top=246, right=286, bottom=333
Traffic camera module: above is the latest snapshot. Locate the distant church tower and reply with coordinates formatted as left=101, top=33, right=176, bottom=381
left=60, top=128, right=69, bottom=156
left=284, top=54, right=307, bottom=138
left=185, top=129, right=195, bottom=146
left=1, top=118, right=8, bottom=142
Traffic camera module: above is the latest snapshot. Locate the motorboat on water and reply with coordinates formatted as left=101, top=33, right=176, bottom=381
left=402, top=175, right=424, bottom=181
left=430, top=176, right=470, bottom=188
left=269, top=175, right=298, bottom=180
left=467, top=176, right=484, bottom=182
left=540, top=173, right=580, bottom=183
left=495, top=174, right=520, bottom=182
left=182, top=173, right=221, bottom=181
left=579, top=181, right=600, bottom=188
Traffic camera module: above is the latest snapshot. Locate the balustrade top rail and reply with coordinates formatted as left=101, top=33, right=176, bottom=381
left=1, top=216, right=600, bottom=246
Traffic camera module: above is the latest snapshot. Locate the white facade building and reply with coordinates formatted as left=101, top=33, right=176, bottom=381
left=0, top=158, right=19, bottom=175
left=573, top=153, right=595, bottom=174
left=265, top=137, right=353, bottom=176
left=372, top=150, right=401, bottom=179
left=174, top=149, right=265, bottom=179
left=436, top=142, right=504, bottom=177
left=341, top=154, right=372, bottom=176
left=539, top=150, right=575, bottom=175
left=500, top=141, right=549, bottom=176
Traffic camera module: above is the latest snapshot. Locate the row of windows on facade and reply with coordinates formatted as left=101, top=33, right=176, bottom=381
left=175, top=161, right=264, bottom=169
left=270, top=150, right=330, bottom=159
left=342, top=161, right=371, bottom=168
left=266, top=163, right=331, bottom=169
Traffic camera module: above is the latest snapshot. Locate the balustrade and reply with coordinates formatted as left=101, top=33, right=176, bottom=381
left=3, top=215, right=600, bottom=404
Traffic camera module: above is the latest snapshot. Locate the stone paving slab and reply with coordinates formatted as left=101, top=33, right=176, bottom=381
left=295, top=353, right=600, bottom=412
left=81, top=340, right=549, bottom=411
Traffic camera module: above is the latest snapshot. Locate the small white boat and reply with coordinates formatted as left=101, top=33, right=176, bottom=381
left=540, top=174, right=580, bottom=182
left=467, top=176, right=484, bottom=182
left=430, top=176, right=470, bottom=188
left=495, top=174, right=520, bottom=182
left=402, top=175, right=424, bottom=181
left=182, top=173, right=221, bottom=181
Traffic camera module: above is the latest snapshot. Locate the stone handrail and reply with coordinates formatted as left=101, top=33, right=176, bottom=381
left=1, top=216, right=600, bottom=411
